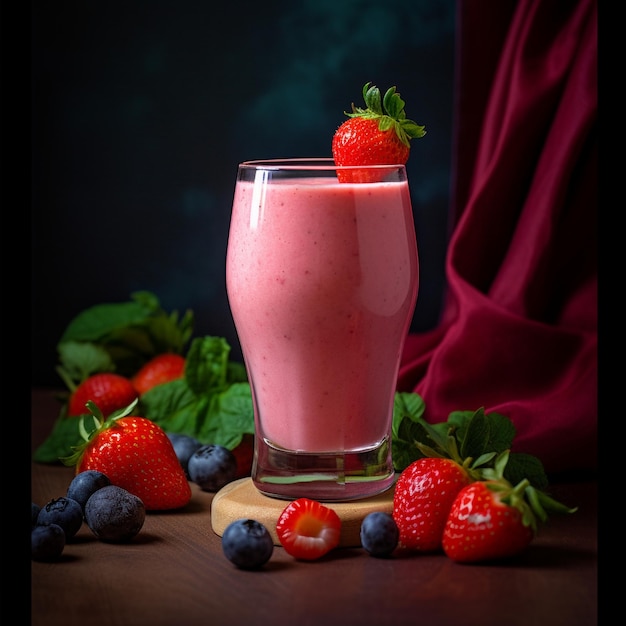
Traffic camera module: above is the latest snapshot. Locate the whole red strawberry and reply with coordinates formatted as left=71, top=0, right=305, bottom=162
left=63, top=400, right=192, bottom=511
left=332, top=82, right=426, bottom=182
left=442, top=480, right=535, bottom=563
left=131, top=353, right=186, bottom=395
left=276, top=498, right=341, bottom=561
left=393, top=457, right=471, bottom=552
left=68, top=373, right=138, bottom=418
left=442, top=450, right=578, bottom=563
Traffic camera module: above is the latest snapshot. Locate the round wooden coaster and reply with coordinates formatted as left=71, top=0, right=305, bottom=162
left=211, top=477, right=395, bottom=548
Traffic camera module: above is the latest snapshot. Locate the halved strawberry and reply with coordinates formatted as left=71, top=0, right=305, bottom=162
left=332, top=82, right=426, bottom=182
left=131, top=353, right=186, bottom=395
left=276, top=498, right=341, bottom=560
left=68, top=373, right=138, bottom=418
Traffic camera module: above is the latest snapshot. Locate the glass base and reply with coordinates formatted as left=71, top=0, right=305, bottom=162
left=251, top=437, right=396, bottom=502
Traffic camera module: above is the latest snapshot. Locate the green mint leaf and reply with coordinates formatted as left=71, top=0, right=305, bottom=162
left=414, top=419, right=453, bottom=456
left=482, top=411, right=517, bottom=450
left=138, top=340, right=253, bottom=450
left=199, top=383, right=255, bottom=449
left=446, top=409, right=476, bottom=429
left=56, top=291, right=194, bottom=384
left=32, top=414, right=83, bottom=463
left=126, top=307, right=193, bottom=355
left=392, top=392, right=425, bottom=436
left=57, top=342, right=114, bottom=384
left=504, top=452, right=549, bottom=490
left=139, top=378, right=197, bottom=424
left=185, top=336, right=232, bottom=396
left=392, top=392, right=428, bottom=471
left=451, top=408, right=516, bottom=460
left=227, top=361, right=248, bottom=385
left=154, top=396, right=208, bottom=438
left=392, top=421, right=426, bottom=472
left=456, top=407, right=491, bottom=459
left=59, top=292, right=157, bottom=343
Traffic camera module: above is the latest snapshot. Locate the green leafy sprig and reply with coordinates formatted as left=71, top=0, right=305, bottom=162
left=392, top=392, right=550, bottom=491
left=56, top=290, right=193, bottom=389
left=33, top=334, right=254, bottom=463
left=34, top=291, right=251, bottom=462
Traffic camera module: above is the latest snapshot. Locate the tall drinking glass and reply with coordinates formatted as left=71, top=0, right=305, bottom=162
left=226, top=159, right=419, bottom=501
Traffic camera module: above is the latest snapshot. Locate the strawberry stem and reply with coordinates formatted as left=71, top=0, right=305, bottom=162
left=60, top=398, right=140, bottom=468
left=345, top=82, right=426, bottom=147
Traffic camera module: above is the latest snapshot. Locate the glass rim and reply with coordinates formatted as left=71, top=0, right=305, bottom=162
left=239, top=158, right=406, bottom=171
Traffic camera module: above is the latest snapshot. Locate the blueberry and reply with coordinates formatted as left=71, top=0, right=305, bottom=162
left=167, top=433, right=202, bottom=477
left=67, top=470, right=112, bottom=512
left=188, top=444, right=237, bottom=492
left=32, top=523, right=66, bottom=561
left=222, top=519, right=274, bottom=569
left=37, top=497, right=83, bottom=540
left=84, top=485, right=145, bottom=543
left=32, top=502, right=41, bottom=527
left=360, top=511, right=399, bottom=558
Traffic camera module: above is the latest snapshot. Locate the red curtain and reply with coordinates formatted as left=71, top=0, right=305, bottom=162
left=399, top=0, right=598, bottom=476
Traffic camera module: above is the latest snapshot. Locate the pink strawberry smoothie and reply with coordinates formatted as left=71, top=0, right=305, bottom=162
left=226, top=174, right=418, bottom=454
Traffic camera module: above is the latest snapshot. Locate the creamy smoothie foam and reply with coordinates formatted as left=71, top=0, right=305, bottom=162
left=226, top=166, right=418, bottom=499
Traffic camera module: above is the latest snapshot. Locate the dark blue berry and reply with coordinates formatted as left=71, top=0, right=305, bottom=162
left=37, top=497, right=83, bottom=540
left=32, top=523, right=66, bottom=561
left=84, top=485, right=145, bottom=543
left=222, top=519, right=274, bottom=569
left=360, top=511, right=399, bottom=558
left=67, top=470, right=111, bottom=512
left=167, top=433, right=202, bottom=477
left=188, top=444, right=237, bottom=492
left=32, top=502, right=41, bottom=527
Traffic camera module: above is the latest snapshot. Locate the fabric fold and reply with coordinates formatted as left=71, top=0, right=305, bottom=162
left=399, top=0, right=597, bottom=475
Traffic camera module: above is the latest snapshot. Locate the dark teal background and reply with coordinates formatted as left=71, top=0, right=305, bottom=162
left=31, top=0, right=456, bottom=385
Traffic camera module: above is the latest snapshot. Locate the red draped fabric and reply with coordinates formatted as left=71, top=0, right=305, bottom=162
left=399, top=0, right=598, bottom=476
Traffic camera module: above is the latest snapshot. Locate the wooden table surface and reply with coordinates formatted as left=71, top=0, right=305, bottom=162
left=31, top=388, right=598, bottom=626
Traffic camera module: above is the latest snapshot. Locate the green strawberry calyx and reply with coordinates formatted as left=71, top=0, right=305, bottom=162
left=60, top=398, right=139, bottom=467
left=481, top=451, right=579, bottom=534
left=345, top=82, right=426, bottom=148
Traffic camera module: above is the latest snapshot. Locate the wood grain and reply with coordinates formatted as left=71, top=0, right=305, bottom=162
left=211, top=477, right=394, bottom=547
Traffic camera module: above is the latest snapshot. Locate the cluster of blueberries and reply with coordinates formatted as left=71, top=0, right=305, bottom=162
left=167, top=434, right=238, bottom=491
left=31, top=470, right=145, bottom=561
left=33, top=433, right=400, bottom=567
left=31, top=434, right=239, bottom=562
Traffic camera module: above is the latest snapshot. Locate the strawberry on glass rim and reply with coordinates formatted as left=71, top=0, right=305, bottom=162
left=332, top=82, right=426, bottom=183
